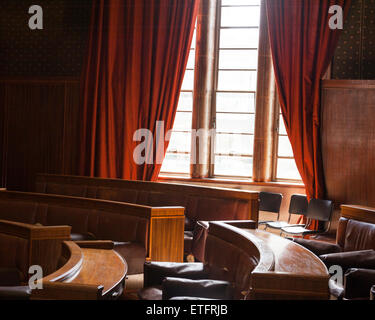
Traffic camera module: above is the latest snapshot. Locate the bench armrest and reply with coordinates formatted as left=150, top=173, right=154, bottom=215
left=293, top=238, right=342, bottom=256
left=320, top=250, right=375, bottom=273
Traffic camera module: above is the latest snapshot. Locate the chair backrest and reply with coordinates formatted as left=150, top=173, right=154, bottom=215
left=289, top=194, right=308, bottom=216
left=306, top=199, right=333, bottom=222
left=259, top=192, right=282, bottom=214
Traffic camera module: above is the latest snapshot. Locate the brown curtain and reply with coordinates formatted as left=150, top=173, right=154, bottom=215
left=79, top=0, right=199, bottom=181
left=265, top=0, right=351, bottom=201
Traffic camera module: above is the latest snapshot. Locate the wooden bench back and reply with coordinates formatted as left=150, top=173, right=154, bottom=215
left=35, top=174, right=259, bottom=224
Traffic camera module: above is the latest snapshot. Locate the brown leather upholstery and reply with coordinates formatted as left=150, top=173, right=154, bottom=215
left=295, top=217, right=375, bottom=300
left=343, top=219, right=375, bottom=252
left=344, top=268, right=375, bottom=300
left=293, top=238, right=342, bottom=256
left=0, top=191, right=149, bottom=275
left=295, top=218, right=375, bottom=256
left=35, top=174, right=259, bottom=259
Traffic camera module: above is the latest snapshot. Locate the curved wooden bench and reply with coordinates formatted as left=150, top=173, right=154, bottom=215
left=0, top=190, right=184, bottom=275
left=35, top=173, right=259, bottom=261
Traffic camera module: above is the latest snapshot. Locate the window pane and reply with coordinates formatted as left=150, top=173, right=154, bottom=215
left=186, top=50, right=195, bottom=69
left=161, top=153, right=190, bottom=174
left=219, top=50, right=258, bottom=70
left=277, top=159, right=301, bottom=180
left=177, top=92, right=193, bottom=111
left=181, top=70, right=194, bottom=91
left=222, top=0, right=260, bottom=5
left=220, top=28, right=259, bottom=49
left=216, top=113, right=255, bottom=134
left=279, top=115, right=287, bottom=135
left=217, top=70, right=257, bottom=91
left=191, top=30, right=196, bottom=49
left=221, top=7, right=260, bottom=27
left=278, top=136, right=294, bottom=157
left=215, top=133, right=253, bottom=156
left=214, top=156, right=252, bottom=177
left=216, top=93, right=255, bottom=113
left=167, top=132, right=191, bottom=153
left=173, top=112, right=192, bottom=131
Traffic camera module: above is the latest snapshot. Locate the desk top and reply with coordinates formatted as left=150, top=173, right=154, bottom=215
left=245, top=229, right=328, bottom=276
left=33, top=241, right=127, bottom=299
left=69, top=248, right=127, bottom=295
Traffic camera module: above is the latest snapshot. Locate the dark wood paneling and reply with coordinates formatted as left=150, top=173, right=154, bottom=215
left=0, top=84, right=6, bottom=187
left=0, top=79, right=80, bottom=191
left=321, top=80, right=375, bottom=206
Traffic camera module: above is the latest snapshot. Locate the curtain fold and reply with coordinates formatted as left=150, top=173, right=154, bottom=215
left=79, top=0, right=198, bottom=181
left=265, top=0, right=351, bottom=201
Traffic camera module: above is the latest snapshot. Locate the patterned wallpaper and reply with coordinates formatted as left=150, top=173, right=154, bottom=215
left=0, top=0, right=373, bottom=79
left=0, top=0, right=92, bottom=77
left=332, top=0, right=375, bottom=79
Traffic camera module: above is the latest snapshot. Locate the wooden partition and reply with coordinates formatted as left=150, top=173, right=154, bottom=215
left=0, top=220, right=71, bottom=281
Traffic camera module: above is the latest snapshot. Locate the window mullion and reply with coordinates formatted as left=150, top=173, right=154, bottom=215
left=190, top=0, right=220, bottom=179
left=252, top=0, right=277, bottom=182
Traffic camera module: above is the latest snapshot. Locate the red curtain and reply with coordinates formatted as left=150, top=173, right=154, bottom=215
left=79, top=0, right=198, bottom=181
left=265, top=0, right=351, bottom=200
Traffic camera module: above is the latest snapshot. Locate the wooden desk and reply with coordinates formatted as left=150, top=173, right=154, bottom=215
left=247, top=229, right=328, bottom=275
left=242, top=228, right=329, bottom=300
left=32, top=241, right=127, bottom=300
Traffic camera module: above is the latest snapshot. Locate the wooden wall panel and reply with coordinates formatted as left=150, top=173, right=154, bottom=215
left=0, top=84, right=5, bottom=187
left=0, top=79, right=80, bottom=191
left=321, top=80, right=375, bottom=206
